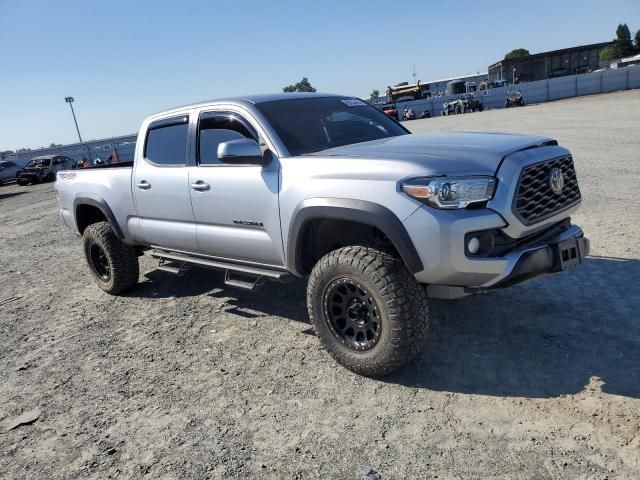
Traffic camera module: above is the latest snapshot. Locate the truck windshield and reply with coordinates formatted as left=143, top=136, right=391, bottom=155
left=256, top=97, right=409, bottom=155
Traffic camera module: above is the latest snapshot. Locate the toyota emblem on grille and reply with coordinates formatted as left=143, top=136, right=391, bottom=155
left=548, top=167, right=564, bottom=195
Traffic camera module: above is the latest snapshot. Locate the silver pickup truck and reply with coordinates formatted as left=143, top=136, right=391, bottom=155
left=56, top=93, right=589, bottom=376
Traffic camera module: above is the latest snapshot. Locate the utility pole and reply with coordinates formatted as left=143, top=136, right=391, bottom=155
left=412, top=63, right=417, bottom=85
left=64, top=97, right=83, bottom=143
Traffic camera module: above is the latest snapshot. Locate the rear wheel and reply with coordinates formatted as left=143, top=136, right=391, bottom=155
left=82, top=221, right=139, bottom=295
left=307, top=246, right=429, bottom=376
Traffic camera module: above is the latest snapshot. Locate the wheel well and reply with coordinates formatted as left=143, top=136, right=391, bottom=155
left=75, top=204, right=107, bottom=235
left=296, top=219, right=399, bottom=275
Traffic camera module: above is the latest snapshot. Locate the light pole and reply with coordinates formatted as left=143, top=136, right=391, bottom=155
left=512, top=68, right=517, bottom=85
left=64, top=96, right=83, bottom=143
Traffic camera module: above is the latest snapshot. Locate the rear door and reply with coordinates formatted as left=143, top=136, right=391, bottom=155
left=187, top=109, right=284, bottom=266
left=133, top=113, right=198, bottom=251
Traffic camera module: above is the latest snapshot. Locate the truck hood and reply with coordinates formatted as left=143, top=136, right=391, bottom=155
left=306, top=132, right=557, bottom=176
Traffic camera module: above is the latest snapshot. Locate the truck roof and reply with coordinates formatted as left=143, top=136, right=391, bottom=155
left=152, top=92, right=343, bottom=117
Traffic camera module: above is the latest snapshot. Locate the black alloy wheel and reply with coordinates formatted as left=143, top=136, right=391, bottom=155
left=323, top=278, right=381, bottom=351
left=88, top=241, right=111, bottom=281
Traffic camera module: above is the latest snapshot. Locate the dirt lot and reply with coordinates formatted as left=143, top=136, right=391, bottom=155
left=1, top=90, right=639, bottom=479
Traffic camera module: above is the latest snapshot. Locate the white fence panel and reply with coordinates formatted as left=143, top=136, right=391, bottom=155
left=602, top=68, right=628, bottom=92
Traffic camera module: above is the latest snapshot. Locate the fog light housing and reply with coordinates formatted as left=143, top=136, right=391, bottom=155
left=468, top=237, right=481, bottom=254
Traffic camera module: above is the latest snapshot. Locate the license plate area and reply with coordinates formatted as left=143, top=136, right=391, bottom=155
left=556, top=239, right=581, bottom=270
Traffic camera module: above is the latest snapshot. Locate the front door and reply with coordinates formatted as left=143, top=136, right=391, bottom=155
left=133, top=113, right=198, bottom=252
left=187, top=110, right=284, bottom=267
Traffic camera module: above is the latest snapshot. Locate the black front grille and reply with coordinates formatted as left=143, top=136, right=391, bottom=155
left=514, top=156, right=581, bottom=225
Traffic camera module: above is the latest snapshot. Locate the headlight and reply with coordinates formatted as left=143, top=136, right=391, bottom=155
left=401, top=176, right=497, bottom=209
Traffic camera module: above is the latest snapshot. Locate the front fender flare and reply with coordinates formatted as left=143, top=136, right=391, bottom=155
left=286, top=198, right=423, bottom=276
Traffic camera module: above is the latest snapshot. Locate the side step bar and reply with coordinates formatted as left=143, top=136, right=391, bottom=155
left=150, top=249, right=292, bottom=282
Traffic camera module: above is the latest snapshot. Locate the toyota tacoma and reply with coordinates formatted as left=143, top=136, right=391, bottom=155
left=55, top=93, right=589, bottom=376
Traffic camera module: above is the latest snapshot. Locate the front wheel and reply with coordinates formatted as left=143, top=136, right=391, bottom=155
left=307, top=246, right=430, bottom=376
left=82, top=221, right=139, bottom=295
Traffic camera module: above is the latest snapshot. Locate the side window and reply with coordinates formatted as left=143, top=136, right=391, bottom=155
left=144, top=115, right=189, bottom=166
left=198, top=112, right=257, bottom=166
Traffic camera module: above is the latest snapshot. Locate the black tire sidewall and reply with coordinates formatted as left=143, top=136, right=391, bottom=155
left=83, top=227, right=117, bottom=292
left=307, top=247, right=429, bottom=376
left=82, top=222, right=139, bottom=295
left=310, top=262, right=394, bottom=365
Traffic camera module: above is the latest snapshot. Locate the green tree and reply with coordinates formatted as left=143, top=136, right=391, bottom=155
left=600, top=44, right=622, bottom=62
left=504, top=48, right=530, bottom=60
left=370, top=89, right=380, bottom=101
left=283, top=77, right=317, bottom=93
left=634, top=29, right=640, bottom=51
left=616, top=23, right=631, bottom=43
left=394, top=81, right=409, bottom=87
left=615, top=23, right=633, bottom=56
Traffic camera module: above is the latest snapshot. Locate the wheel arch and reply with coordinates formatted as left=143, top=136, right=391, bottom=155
left=286, top=198, right=423, bottom=277
left=73, top=197, right=124, bottom=240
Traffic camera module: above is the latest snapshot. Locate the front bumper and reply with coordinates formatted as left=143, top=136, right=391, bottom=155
left=403, top=204, right=589, bottom=295
left=467, top=224, right=589, bottom=291
left=17, top=171, right=43, bottom=182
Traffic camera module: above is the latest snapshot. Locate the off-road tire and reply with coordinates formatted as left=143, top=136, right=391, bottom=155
left=82, top=221, right=139, bottom=295
left=307, top=246, right=429, bottom=376
left=46, top=172, right=56, bottom=182
left=17, top=180, right=27, bottom=186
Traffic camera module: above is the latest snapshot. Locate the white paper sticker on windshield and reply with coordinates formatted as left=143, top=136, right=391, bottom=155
left=341, top=98, right=366, bottom=107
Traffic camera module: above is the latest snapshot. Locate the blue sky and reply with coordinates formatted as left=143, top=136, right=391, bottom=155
left=0, top=0, right=638, bottom=150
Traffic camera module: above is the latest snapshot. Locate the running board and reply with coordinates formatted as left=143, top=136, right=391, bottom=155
left=224, top=270, right=264, bottom=291
left=150, top=249, right=291, bottom=281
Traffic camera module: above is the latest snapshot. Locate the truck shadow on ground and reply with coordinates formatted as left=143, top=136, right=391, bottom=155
left=133, top=256, right=639, bottom=399
left=386, top=255, right=640, bottom=399
left=0, top=191, right=26, bottom=201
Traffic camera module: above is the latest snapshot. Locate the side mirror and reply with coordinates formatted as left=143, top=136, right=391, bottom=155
left=217, top=138, right=264, bottom=165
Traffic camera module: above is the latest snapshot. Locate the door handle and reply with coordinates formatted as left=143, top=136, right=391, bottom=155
left=190, top=181, right=210, bottom=191
left=136, top=180, right=151, bottom=190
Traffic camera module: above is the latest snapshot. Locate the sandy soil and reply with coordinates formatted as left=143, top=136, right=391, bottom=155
left=1, top=90, right=639, bottom=479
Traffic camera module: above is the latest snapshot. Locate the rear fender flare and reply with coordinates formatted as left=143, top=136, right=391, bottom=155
left=73, top=196, right=124, bottom=240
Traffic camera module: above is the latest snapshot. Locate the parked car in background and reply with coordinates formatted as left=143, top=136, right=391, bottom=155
left=0, top=160, right=21, bottom=185
left=442, top=98, right=464, bottom=115
left=505, top=90, right=525, bottom=107
left=462, top=93, right=484, bottom=112
left=17, top=155, right=75, bottom=185
left=381, top=103, right=398, bottom=120
left=441, top=94, right=484, bottom=115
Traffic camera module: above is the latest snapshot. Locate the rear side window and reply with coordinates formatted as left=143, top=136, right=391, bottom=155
left=198, top=113, right=257, bottom=165
left=144, top=115, right=189, bottom=166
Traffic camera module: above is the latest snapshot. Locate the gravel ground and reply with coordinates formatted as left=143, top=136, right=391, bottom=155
left=1, top=90, right=639, bottom=479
